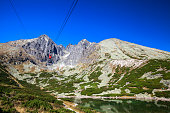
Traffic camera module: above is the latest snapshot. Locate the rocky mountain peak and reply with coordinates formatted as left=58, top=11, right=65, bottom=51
left=80, top=39, right=89, bottom=42
left=66, top=43, right=73, bottom=49
left=38, top=34, right=50, bottom=42
left=78, top=39, right=90, bottom=46
left=18, top=34, right=65, bottom=64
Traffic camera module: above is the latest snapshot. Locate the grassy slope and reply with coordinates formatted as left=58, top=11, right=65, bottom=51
left=0, top=64, right=75, bottom=113
left=1, top=59, right=169, bottom=112
left=118, top=59, right=170, bottom=96
left=10, top=59, right=170, bottom=99
left=66, top=59, right=170, bottom=97
left=93, top=59, right=170, bottom=97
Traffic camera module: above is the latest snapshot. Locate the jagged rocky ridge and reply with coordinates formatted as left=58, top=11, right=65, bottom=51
left=1, top=35, right=100, bottom=67
left=1, top=34, right=170, bottom=67
left=6, top=34, right=65, bottom=64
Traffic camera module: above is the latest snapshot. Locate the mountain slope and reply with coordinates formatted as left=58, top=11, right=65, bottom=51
left=98, top=38, right=170, bottom=60
left=0, top=63, right=77, bottom=113
left=0, top=35, right=170, bottom=100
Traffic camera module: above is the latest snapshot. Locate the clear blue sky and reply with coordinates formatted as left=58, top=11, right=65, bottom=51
left=0, top=0, right=170, bottom=52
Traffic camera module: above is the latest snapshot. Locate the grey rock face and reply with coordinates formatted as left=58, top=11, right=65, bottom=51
left=21, top=35, right=65, bottom=64
left=64, top=39, right=97, bottom=65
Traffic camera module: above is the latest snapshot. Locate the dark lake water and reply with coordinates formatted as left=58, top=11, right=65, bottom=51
left=73, top=98, right=170, bottom=113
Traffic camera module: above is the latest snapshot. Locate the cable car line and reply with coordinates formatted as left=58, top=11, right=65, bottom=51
left=55, top=0, right=78, bottom=41
left=8, top=0, right=30, bottom=38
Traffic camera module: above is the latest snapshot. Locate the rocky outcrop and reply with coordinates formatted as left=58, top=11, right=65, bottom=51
left=63, top=39, right=97, bottom=66
left=21, top=35, right=65, bottom=64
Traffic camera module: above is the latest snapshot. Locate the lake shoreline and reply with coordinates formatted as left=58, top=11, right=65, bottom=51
left=57, top=95, right=170, bottom=102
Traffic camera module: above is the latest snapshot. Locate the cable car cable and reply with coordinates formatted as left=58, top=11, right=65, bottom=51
left=55, top=0, right=78, bottom=41
left=8, top=0, right=30, bottom=38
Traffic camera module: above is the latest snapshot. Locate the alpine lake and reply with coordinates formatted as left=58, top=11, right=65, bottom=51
left=70, top=98, right=170, bottom=113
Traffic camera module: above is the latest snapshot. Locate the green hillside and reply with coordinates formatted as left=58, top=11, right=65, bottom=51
left=1, top=59, right=169, bottom=112
left=0, top=64, right=74, bottom=113
left=18, top=59, right=170, bottom=98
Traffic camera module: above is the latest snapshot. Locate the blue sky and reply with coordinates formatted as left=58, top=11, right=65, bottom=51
left=0, top=0, right=170, bottom=52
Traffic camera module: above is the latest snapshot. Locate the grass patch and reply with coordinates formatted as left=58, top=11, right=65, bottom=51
left=163, top=72, right=170, bottom=80
left=81, top=87, right=105, bottom=96
left=108, top=73, right=112, bottom=77
left=155, top=91, right=170, bottom=98
left=77, top=105, right=97, bottom=113
left=88, top=66, right=102, bottom=82
left=80, top=82, right=99, bottom=89
left=23, top=99, right=52, bottom=110
left=39, top=72, right=53, bottom=78
left=69, top=68, right=75, bottom=71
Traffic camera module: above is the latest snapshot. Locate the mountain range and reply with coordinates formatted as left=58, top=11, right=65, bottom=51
left=0, top=34, right=170, bottom=98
